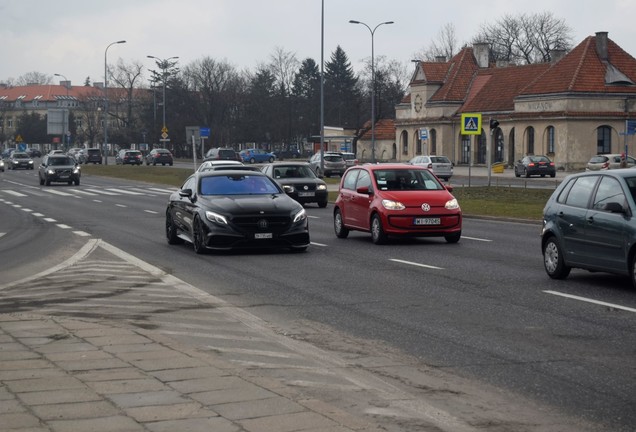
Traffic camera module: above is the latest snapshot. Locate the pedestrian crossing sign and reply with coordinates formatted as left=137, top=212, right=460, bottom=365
left=461, top=113, right=482, bottom=135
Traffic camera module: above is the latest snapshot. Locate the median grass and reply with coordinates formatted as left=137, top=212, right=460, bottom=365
left=82, top=164, right=552, bottom=220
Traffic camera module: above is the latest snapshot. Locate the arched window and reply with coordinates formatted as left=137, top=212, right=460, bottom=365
left=597, top=126, right=612, bottom=153
left=526, top=126, right=535, bottom=154
left=415, top=132, right=422, bottom=155
left=547, top=126, right=555, bottom=154
left=477, top=130, right=486, bottom=163
left=494, top=128, right=504, bottom=162
left=401, top=130, right=408, bottom=155
left=430, top=129, right=437, bottom=154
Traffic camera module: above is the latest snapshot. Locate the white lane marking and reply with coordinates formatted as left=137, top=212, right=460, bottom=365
left=21, top=208, right=33, bottom=213
left=144, top=210, right=159, bottom=214
left=12, top=204, right=22, bottom=208
left=43, top=218, right=57, bottom=222
left=93, top=200, right=103, bottom=203
left=0, top=233, right=5, bottom=238
left=116, top=204, right=127, bottom=208
left=544, top=290, right=636, bottom=313
left=33, top=213, right=44, bottom=217
left=73, top=231, right=92, bottom=237
left=85, top=188, right=118, bottom=195
left=42, top=189, right=74, bottom=196
left=106, top=188, right=144, bottom=195
left=4, top=190, right=27, bottom=197
left=57, top=224, right=72, bottom=229
left=308, top=215, right=320, bottom=219
left=310, top=242, right=327, bottom=247
left=461, top=236, right=492, bottom=242
left=389, top=258, right=444, bottom=270
left=148, top=187, right=176, bottom=194
left=72, top=189, right=99, bottom=196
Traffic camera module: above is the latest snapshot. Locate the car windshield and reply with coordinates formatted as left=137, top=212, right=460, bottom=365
left=199, top=174, right=280, bottom=195
left=529, top=156, right=550, bottom=163
left=273, top=166, right=315, bottom=178
left=12, top=153, right=28, bottom=158
left=373, top=169, right=444, bottom=191
left=49, top=157, right=73, bottom=166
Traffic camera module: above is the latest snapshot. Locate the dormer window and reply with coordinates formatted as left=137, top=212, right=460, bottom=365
left=605, top=63, right=634, bottom=85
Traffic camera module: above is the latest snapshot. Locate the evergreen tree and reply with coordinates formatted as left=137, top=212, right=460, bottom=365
left=324, top=46, right=360, bottom=128
left=292, top=58, right=321, bottom=142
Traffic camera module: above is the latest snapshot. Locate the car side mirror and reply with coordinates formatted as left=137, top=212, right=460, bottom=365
left=179, top=188, right=193, bottom=199
left=356, top=186, right=373, bottom=195
left=445, top=185, right=454, bottom=192
left=604, top=202, right=625, bottom=214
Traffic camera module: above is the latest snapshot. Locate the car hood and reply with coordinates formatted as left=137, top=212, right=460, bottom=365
left=378, top=190, right=455, bottom=206
left=199, top=194, right=300, bottom=214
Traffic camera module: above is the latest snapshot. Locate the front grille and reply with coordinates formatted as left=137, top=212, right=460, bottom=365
left=232, top=215, right=291, bottom=233
left=55, top=169, right=73, bottom=176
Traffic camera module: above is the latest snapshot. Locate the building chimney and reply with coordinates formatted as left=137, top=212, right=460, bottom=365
left=59, top=80, right=71, bottom=89
left=473, top=42, right=490, bottom=68
left=595, top=31, right=608, bottom=61
left=435, top=55, right=446, bottom=62
left=550, top=49, right=566, bottom=63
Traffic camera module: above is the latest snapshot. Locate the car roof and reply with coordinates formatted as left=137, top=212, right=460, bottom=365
left=268, top=161, right=310, bottom=166
left=198, top=169, right=267, bottom=177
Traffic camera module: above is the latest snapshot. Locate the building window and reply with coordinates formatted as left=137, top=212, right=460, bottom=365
left=415, top=132, right=422, bottom=155
left=526, top=126, right=535, bottom=154
left=460, top=135, right=470, bottom=164
left=597, top=126, right=612, bottom=153
left=430, top=129, right=437, bottom=154
left=477, top=130, right=486, bottom=164
left=401, top=130, right=408, bottom=155
left=547, top=126, right=555, bottom=154
left=495, top=129, right=504, bottom=162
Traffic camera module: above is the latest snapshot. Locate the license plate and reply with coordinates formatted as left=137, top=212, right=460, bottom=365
left=255, top=233, right=273, bottom=239
left=414, top=217, right=440, bottom=225
left=298, top=192, right=315, bottom=197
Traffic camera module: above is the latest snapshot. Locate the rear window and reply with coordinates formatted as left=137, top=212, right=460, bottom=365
left=86, top=149, right=100, bottom=154
left=431, top=156, right=450, bottom=163
left=218, top=149, right=236, bottom=157
left=589, top=156, right=608, bottom=163
left=324, top=155, right=343, bottom=162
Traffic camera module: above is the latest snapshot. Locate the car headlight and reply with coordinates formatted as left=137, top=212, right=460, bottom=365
left=73, top=167, right=80, bottom=174
left=282, top=185, right=295, bottom=193
left=28, top=161, right=33, bottom=164
left=382, top=199, right=405, bottom=210
left=205, top=210, right=228, bottom=225
left=316, top=184, right=327, bottom=191
left=47, top=169, right=55, bottom=175
left=292, top=208, right=307, bottom=223
left=445, top=198, right=460, bottom=210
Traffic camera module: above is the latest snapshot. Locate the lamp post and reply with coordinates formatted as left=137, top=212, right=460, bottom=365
left=349, top=19, right=394, bottom=163
left=146, top=55, right=179, bottom=133
left=54, top=73, right=69, bottom=150
left=103, top=40, right=126, bottom=165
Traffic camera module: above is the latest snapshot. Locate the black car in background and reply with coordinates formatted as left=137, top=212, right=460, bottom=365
left=146, top=148, right=174, bottom=166
left=514, top=155, right=556, bottom=178
left=204, top=147, right=241, bottom=162
left=7, top=152, right=34, bottom=170
left=260, top=162, right=329, bottom=208
left=165, top=170, right=310, bottom=253
left=116, top=150, right=144, bottom=165
left=84, top=148, right=102, bottom=164
left=38, top=154, right=81, bottom=186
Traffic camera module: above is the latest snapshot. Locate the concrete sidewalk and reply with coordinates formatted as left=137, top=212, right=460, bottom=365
left=0, top=312, right=370, bottom=432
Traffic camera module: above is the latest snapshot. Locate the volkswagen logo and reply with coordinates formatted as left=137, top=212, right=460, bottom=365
left=257, top=219, right=269, bottom=230
left=421, top=203, right=431, bottom=212
left=303, top=185, right=309, bottom=190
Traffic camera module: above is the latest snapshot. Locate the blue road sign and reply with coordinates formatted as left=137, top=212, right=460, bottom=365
left=200, top=127, right=210, bottom=138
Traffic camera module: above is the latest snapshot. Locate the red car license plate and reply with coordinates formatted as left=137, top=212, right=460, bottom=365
left=414, top=217, right=440, bottom=225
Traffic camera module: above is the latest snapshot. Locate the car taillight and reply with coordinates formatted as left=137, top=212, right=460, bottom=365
left=602, top=162, right=609, bottom=169
left=528, top=162, right=536, bottom=167
left=427, top=163, right=433, bottom=169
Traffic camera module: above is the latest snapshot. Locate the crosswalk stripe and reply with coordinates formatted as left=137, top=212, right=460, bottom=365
left=3, top=190, right=27, bottom=197
left=42, top=189, right=74, bottom=196
left=84, top=188, right=119, bottom=195
left=106, top=188, right=144, bottom=195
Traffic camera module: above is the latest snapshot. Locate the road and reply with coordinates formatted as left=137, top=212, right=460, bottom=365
left=1, top=167, right=635, bottom=431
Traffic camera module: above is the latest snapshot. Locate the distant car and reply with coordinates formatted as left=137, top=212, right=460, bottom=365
left=116, top=150, right=144, bottom=165
left=38, top=154, right=81, bottom=186
left=25, top=148, right=42, bottom=158
left=1, top=148, right=16, bottom=159
left=7, top=152, right=34, bottom=170
left=48, top=150, right=65, bottom=156
left=145, top=148, right=174, bottom=166
left=197, top=160, right=244, bottom=172
left=204, top=147, right=241, bottom=162
left=165, top=170, right=310, bottom=253
left=514, top=155, right=556, bottom=178
left=273, top=148, right=301, bottom=160
left=83, top=148, right=102, bottom=164
left=308, top=152, right=347, bottom=177
left=338, top=152, right=359, bottom=168
left=541, top=170, right=636, bottom=288
left=333, top=164, right=462, bottom=244
left=408, top=155, right=453, bottom=181
left=260, top=162, right=329, bottom=208
left=239, top=148, right=276, bottom=164
left=586, top=154, right=636, bottom=171
left=0, top=159, right=5, bottom=172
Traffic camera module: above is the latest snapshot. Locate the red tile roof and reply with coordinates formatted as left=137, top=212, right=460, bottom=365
left=428, top=48, right=479, bottom=103
left=359, top=118, right=395, bottom=141
left=0, top=84, right=102, bottom=101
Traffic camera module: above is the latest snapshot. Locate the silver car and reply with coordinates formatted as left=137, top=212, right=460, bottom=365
left=408, top=155, right=453, bottom=181
left=586, top=154, right=636, bottom=170
left=309, top=152, right=347, bottom=177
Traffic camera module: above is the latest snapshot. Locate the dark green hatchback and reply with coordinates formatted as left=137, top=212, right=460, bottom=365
left=541, top=170, right=636, bottom=288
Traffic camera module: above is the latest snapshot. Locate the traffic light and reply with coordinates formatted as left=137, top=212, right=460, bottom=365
left=490, top=118, right=500, bottom=129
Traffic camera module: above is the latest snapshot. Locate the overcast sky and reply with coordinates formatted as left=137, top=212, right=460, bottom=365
left=1, top=0, right=634, bottom=86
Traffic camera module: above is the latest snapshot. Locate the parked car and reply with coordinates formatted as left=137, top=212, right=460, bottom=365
left=586, top=153, right=636, bottom=171
left=541, top=170, right=636, bottom=288
left=240, top=148, right=276, bottom=164
left=1, top=148, right=16, bottom=159
left=408, top=155, right=453, bottom=181
left=7, top=152, right=34, bottom=170
left=48, top=150, right=65, bottom=155
left=339, top=152, right=359, bottom=168
left=116, top=150, right=144, bottom=165
left=67, top=148, right=83, bottom=163
left=145, top=148, right=174, bottom=166
left=38, top=154, right=81, bottom=186
left=260, top=162, right=329, bottom=208
left=308, top=152, right=347, bottom=177
left=83, top=148, right=102, bottom=164
left=334, top=164, right=462, bottom=244
left=165, top=170, right=310, bottom=253
left=25, top=148, right=42, bottom=158
left=273, top=148, right=301, bottom=160
left=204, top=147, right=241, bottom=162
left=514, top=155, right=556, bottom=178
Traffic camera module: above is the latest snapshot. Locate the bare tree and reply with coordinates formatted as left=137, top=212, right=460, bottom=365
left=474, top=11, right=572, bottom=64
left=16, top=71, right=52, bottom=86
left=110, top=60, right=145, bottom=142
left=413, top=23, right=461, bottom=61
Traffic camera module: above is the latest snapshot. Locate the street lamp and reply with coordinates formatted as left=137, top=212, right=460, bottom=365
left=146, top=55, right=179, bottom=133
left=349, top=19, right=394, bottom=163
left=54, top=73, right=69, bottom=150
left=104, top=40, right=126, bottom=165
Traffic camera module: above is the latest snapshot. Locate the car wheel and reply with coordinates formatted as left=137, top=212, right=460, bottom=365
left=166, top=211, right=183, bottom=245
left=370, top=214, right=387, bottom=245
left=68, top=181, right=72, bottom=185
left=39, top=177, right=44, bottom=185
left=514, top=168, right=520, bottom=178
left=249, top=157, right=256, bottom=164
left=318, top=199, right=328, bottom=208
left=74, top=178, right=80, bottom=186
left=550, top=173, right=556, bottom=178
left=192, top=216, right=207, bottom=254
left=334, top=208, right=349, bottom=238
left=445, top=231, right=461, bottom=243
left=268, top=157, right=274, bottom=163
left=543, top=236, right=571, bottom=279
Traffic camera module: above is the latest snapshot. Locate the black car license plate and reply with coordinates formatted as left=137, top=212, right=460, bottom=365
left=414, top=217, right=440, bottom=225
left=255, top=233, right=273, bottom=239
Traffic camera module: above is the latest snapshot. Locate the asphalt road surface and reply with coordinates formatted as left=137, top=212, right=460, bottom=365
left=1, top=167, right=634, bottom=431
